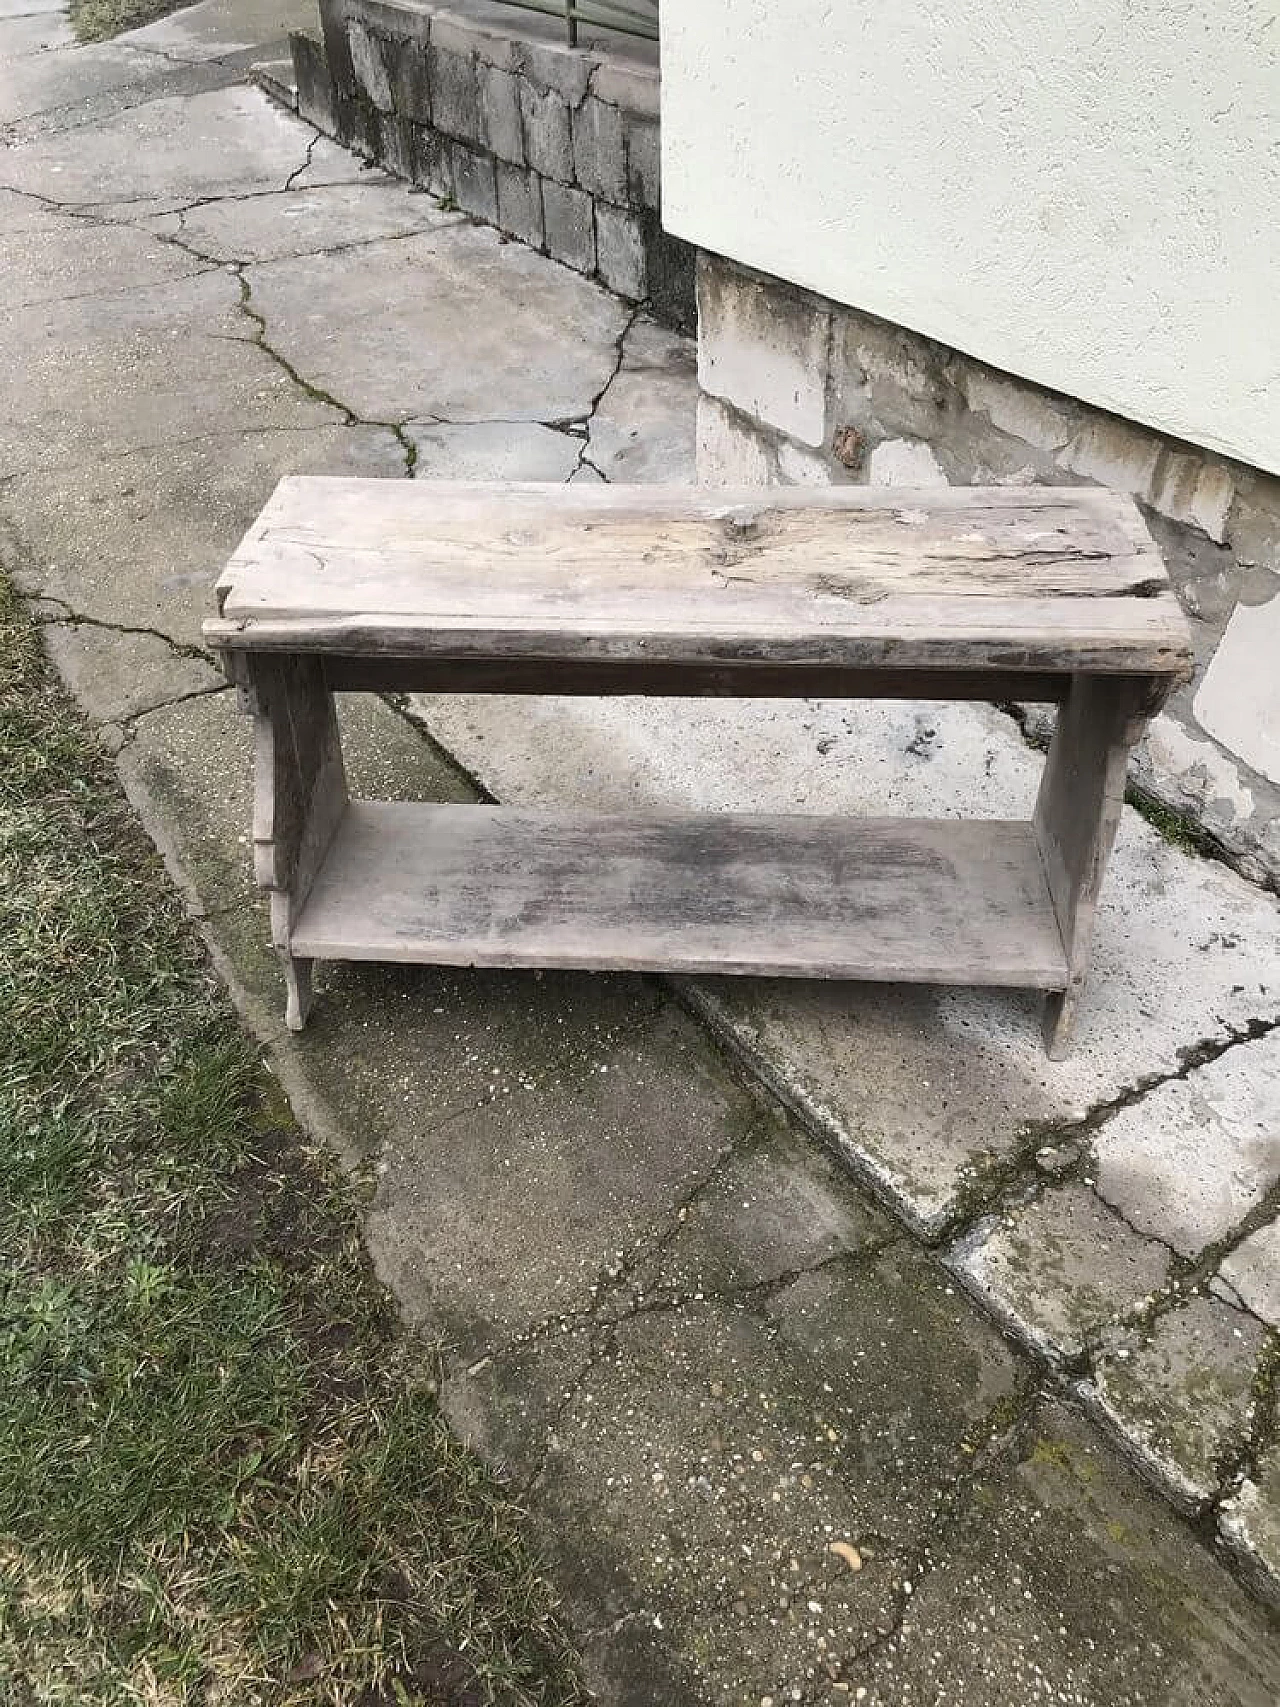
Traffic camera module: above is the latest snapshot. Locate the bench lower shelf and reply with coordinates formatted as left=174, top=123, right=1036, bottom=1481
left=288, top=802, right=1070, bottom=990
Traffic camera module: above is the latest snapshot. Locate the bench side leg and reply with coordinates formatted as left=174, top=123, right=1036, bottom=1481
left=246, top=653, right=348, bottom=1031
left=1033, top=674, right=1163, bottom=1059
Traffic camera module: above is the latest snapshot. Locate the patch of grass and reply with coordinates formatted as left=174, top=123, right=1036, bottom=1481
left=68, top=0, right=196, bottom=44
left=0, top=571, right=588, bottom=1704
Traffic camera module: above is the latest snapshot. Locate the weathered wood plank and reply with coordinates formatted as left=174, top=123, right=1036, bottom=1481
left=289, top=803, right=1069, bottom=989
left=1033, top=674, right=1168, bottom=1056
left=207, top=479, right=1191, bottom=680
left=207, top=596, right=1189, bottom=679
left=217, top=478, right=1163, bottom=609
left=246, top=653, right=348, bottom=1030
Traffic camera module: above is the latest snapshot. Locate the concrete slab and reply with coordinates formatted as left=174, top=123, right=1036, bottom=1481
left=107, top=666, right=1280, bottom=1691
left=448, top=1246, right=1022, bottom=1703
left=1092, top=1032, right=1280, bottom=1258
left=1220, top=1449, right=1280, bottom=1609
left=412, top=691, right=1280, bottom=1234
left=40, top=618, right=225, bottom=728
left=245, top=219, right=629, bottom=427
left=119, top=0, right=317, bottom=62
left=0, top=196, right=205, bottom=310
left=1218, top=1221, right=1280, bottom=1328
left=588, top=314, right=698, bottom=482
left=4, top=426, right=403, bottom=647
left=1, top=264, right=347, bottom=481
left=1, top=268, right=342, bottom=477
left=1081, top=1295, right=1265, bottom=1510
left=370, top=1003, right=759, bottom=1355
left=2, top=48, right=264, bottom=148
left=0, top=11, right=73, bottom=55
left=947, top=1183, right=1173, bottom=1362
left=144, top=176, right=459, bottom=262
left=1195, top=588, right=1280, bottom=785
left=0, top=0, right=67, bottom=15
left=855, top=1403, right=1280, bottom=1705
left=0, top=39, right=151, bottom=125
left=0, top=85, right=362, bottom=205
left=404, top=420, right=582, bottom=482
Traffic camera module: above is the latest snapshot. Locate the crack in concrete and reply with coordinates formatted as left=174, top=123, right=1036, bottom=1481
left=933, top=1013, right=1280, bottom=1531
left=413, top=411, right=588, bottom=438
left=36, top=608, right=214, bottom=664
left=8, top=421, right=389, bottom=479
left=1067, top=1173, right=1280, bottom=1403
left=283, top=127, right=320, bottom=192
left=0, top=175, right=383, bottom=227
left=116, top=42, right=232, bottom=71
left=115, top=679, right=233, bottom=743
left=476, top=1123, right=760, bottom=1372
left=568, top=299, right=645, bottom=483
left=835, top=1377, right=1041, bottom=1685
left=598, top=1242, right=898, bottom=1334
left=167, top=217, right=469, bottom=270
left=0, top=51, right=256, bottom=143
left=936, top=1011, right=1280, bottom=1255
left=7, top=259, right=223, bottom=313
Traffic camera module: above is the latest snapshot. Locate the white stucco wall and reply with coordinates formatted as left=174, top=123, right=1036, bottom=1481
left=661, top=2, right=1280, bottom=475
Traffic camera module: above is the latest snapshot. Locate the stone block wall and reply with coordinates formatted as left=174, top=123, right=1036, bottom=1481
left=290, top=0, right=695, bottom=331
left=695, top=251, right=1280, bottom=889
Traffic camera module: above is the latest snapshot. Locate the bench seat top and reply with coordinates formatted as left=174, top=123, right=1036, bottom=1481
left=206, top=478, right=1193, bottom=680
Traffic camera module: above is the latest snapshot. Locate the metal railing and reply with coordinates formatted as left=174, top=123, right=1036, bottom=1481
left=489, top=0, right=658, bottom=47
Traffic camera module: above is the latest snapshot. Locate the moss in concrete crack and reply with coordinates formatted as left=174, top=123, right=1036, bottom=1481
left=1126, top=782, right=1214, bottom=858
left=233, top=269, right=356, bottom=425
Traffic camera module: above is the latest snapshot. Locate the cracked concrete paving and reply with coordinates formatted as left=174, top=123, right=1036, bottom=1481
left=4, top=2, right=1280, bottom=1697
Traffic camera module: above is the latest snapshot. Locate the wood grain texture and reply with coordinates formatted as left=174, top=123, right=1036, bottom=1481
left=206, top=479, right=1193, bottom=681
left=1033, top=674, right=1166, bottom=1056
left=249, top=652, right=348, bottom=923
left=289, top=803, right=1070, bottom=988
left=208, top=479, right=1185, bottom=1051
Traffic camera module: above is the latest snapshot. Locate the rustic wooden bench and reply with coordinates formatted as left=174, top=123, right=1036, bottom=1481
left=204, top=477, right=1193, bottom=1057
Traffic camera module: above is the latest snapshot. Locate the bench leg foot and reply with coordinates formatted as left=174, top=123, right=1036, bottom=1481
left=1042, top=987, right=1080, bottom=1060
left=281, top=951, right=314, bottom=1032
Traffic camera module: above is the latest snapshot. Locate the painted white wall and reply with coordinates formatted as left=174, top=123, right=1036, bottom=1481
left=661, top=1, right=1280, bottom=475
